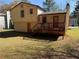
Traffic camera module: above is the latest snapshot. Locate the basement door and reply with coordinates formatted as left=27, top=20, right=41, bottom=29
left=27, top=22, right=31, bottom=32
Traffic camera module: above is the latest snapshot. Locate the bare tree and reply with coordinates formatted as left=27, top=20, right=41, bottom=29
left=43, top=0, right=59, bottom=12
left=13, top=0, right=29, bottom=3
left=75, top=1, right=79, bottom=26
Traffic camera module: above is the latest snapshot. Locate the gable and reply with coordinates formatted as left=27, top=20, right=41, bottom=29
left=10, top=2, right=45, bottom=12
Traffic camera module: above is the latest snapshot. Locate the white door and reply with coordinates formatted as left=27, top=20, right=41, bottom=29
left=0, top=16, right=5, bottom=29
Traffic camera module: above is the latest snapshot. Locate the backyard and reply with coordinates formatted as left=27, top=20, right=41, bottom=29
left=0, top=27, right=79, bottom=59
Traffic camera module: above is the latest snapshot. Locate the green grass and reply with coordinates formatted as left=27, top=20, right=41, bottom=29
left=0, top=28, right=79, bottom=59
left=66, top=28, right=79, bottom=41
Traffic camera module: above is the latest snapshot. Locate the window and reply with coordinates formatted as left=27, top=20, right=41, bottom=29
left=53, top=16, right=59, bottom=28
left=42, top=17, right=47, bottom=24
left=30, top=9, right=33, bottom=14
left=20, top=10, right=24, bottom=17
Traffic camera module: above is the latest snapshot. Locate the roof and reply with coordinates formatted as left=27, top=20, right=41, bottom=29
left=10, top=2, right=45, bottom=11
left=39, top=11, right=66, bottom=15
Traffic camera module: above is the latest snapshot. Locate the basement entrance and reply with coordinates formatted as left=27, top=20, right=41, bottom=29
left=27, top=22, right=31, bottom=32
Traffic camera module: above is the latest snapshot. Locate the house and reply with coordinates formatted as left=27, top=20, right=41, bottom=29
left=0, top=2, right=19, bottom=29
left=70, top=15, right=78, bottom=26
left=10, top=2, right=45, bottom=32
left=0, top=11, right=13, bottom=29
left=0, top=3, right=14, bottom=29
left=10, top=2, right=70, bottom=35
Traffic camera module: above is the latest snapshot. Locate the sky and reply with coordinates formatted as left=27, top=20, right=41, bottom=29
left=0, top=0, right=76, bottom=12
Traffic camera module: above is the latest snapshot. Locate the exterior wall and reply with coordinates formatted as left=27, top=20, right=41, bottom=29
left=11, top=3, right=39, bottom=32
left=39, top=13, right=66, bottom=24
left=0, top=15, right=5, bottom=29
left=14, top=21, right=36, bottom=32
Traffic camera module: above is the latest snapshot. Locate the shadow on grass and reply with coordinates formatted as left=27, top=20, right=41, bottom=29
left=0, top=31, right=59, bottom=41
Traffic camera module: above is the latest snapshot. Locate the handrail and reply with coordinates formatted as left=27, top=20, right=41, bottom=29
left=32, top=23, right=40, bottom=32
left=32, top=23, right=65, bottom=32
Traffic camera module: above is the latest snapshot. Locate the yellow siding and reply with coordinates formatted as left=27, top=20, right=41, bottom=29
left=14, top=22, right=28, bottom=32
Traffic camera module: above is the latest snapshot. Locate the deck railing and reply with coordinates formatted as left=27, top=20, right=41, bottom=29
left=32, top=23, right=65, bottom=32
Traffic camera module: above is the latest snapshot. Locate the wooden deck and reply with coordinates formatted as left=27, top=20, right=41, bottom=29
left=32, top=23, right=65, bottom=35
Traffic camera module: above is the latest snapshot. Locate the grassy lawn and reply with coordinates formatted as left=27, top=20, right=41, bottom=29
left=0, top=28, right=79, bottom=59
left=66, top=28, right=79, bottom=40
